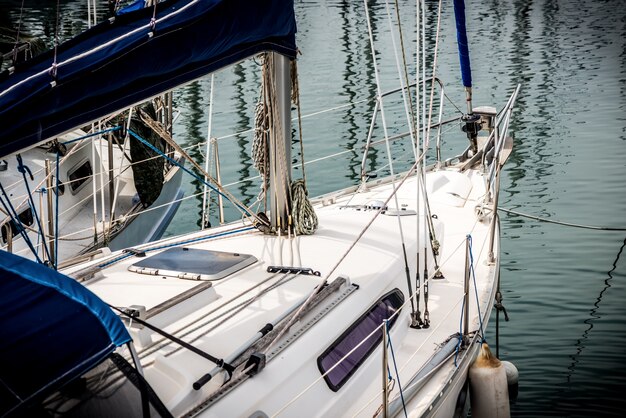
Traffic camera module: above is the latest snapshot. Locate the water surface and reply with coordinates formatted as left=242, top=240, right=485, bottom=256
left=2, top=1, right=625, bottom=416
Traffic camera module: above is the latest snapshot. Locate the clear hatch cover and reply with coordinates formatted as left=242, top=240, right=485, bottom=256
left=128, top=247, right=257, bottom=280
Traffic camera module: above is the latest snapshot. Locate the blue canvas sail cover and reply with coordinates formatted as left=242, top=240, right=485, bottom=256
left=0, top=0, right=297, bottom=157
left=0, top=250, right=131, bottom=415
left=453, top=0, right=472, bottom=88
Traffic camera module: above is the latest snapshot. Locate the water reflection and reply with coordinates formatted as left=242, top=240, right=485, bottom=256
left=337, top=1, right=377, bottom=182
left=178, top=81, right=206, bottom=228
left=231, top=62, right=256, bottom=208
left=3, top=2, right=626, bottom=415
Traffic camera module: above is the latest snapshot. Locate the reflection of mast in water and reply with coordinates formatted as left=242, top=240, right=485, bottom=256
left=232, top=62, right=256, bottom=208
left=179, top=80, right=207, bottom=227
left=565, top=237, right=626, bottom=383
left=502, top=0, right=535, bottom=191
left=349, top=0, right=380, bottom=179
left=338, top=1, right=376, bottom=182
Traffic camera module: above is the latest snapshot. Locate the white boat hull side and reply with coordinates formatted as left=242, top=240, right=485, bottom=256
left=108, top=162, right=185, bottom=251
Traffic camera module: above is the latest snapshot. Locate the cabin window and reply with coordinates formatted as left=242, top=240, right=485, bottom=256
left=317, top=289, right=404, bottom=392
left=1, top=207, right=35, bottom=244
left=67, top=160, right=92, bottom=194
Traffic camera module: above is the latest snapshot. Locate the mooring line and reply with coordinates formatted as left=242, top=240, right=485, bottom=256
left=499, top=207, right=626, bottom=231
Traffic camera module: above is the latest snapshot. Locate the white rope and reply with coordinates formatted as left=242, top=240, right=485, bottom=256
left=290, top=179, right=317, bottom=235
left=252, top=91, right=269, bottom=191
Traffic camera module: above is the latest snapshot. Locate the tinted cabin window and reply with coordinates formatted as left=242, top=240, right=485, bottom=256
left=317, top=289, right=404, bottom=391
left=1, top=207, right=34, bottom=244
left=68, top=160, right=92, bottom=194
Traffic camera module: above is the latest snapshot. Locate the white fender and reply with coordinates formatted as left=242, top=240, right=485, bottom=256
left=469, top=343, right=510, bottom=418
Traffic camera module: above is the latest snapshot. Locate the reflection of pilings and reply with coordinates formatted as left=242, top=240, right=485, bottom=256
left=201, top=75, right=215, bottom=229
left=357, top=0, right=380, bottom=178
left=232, top=63, right=255, bottom=207
left=338, top=1, right=365, bottom=183
left=180, top=81, right=206, bottom=226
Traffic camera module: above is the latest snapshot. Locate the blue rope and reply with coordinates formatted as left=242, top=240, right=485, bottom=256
left=454, top=298, right=464, bottom=367
left=97, top=226, right=256, bottom=269
left=126, top=129, right=252, bottom=217
left=386, top=320, right=408, bottom=418
left=61, top=126, right=122, bottom=145
left=0, top=182, right=42, bottom=263
left=467, top=235, right=486, bottom=341
left=54, top=152, right=60, bottom=270
left=454, top=234, right=488, bottom=366
left=16, top=154, right=52, bottom=264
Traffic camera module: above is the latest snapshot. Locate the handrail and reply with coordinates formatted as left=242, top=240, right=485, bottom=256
left=360, top=78, right=449, bottom=181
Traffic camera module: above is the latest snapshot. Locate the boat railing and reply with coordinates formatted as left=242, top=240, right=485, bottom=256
left=486, top=85, right=521, bottom=194
left=486, top=84, right=521, bottom=263
left=360, top=77, right=456, bottom=182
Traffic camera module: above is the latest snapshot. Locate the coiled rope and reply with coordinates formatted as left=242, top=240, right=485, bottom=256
left=252, top=53, right=317, bottom=235
left=290, top=179, right=317, bottom=235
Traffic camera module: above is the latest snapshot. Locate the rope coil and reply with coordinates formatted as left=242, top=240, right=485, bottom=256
left=290, top=179, right=317, bottom=235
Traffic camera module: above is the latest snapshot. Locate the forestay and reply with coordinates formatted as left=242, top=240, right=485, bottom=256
left=0, top=0, right=297, bottom=156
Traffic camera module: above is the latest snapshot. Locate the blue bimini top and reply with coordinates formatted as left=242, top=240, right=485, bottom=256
left=0, top=0, right=297, bottom=157
left=0, top=250, right=131, bottom=415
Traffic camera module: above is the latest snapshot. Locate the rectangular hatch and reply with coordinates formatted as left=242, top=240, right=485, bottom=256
left=128, top=247, right=257, bottom=280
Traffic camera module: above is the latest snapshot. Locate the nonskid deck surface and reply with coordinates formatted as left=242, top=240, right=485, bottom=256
left=74, top=165, right=498, bottom=417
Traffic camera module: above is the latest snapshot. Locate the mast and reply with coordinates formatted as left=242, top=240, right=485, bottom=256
left=268, top=52, right=292, bottom=232
left=453, top=0, right=481, bottom=154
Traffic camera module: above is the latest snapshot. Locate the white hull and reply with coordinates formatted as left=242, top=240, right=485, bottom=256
left=0, top=132, right=184, bottom=264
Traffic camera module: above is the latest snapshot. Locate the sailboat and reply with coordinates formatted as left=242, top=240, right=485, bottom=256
left=0, top=3, right=184, bottom=266
left=0, top=119, right=185, bottom=266
left=0, top=0, right=520, bottom=417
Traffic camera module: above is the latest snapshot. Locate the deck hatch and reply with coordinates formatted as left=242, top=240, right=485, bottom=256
left=128, top=247, right=257, bottom=280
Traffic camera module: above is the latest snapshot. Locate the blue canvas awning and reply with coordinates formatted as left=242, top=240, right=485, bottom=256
left=0, top=0, right=297, bottom=157
left=0, top=250, right=131, bottom=415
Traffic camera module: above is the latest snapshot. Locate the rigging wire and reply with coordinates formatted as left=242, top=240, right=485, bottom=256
left=386, top=320, right=409, bottom=418
left=364, top=0, right=417, bottom=321
left=15, top=155, right=52, bottom=263
left=12, top=0, right=26, bottom=64
left=50, top=0, right=60, bottom=78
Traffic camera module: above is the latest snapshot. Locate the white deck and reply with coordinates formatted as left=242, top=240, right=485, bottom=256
left=71, top=163, right=499, bottom=417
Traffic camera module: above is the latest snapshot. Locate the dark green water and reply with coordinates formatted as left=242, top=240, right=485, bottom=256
left=2, top=1, right=625, bottom=416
